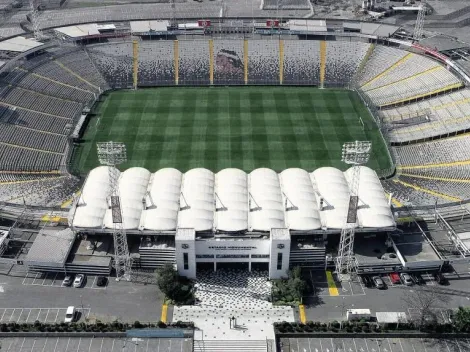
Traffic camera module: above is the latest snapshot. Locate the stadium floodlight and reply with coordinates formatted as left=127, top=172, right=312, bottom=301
left=96, top=141, right=131, bottom=281
left=341, top=141, right=372, bottom=165
left=336, top=140, right=372, bottom=281
left=97, top=142, right=127, bottom=167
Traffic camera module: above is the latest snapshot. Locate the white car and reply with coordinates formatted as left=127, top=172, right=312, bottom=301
left=400, top=273, right=413, bottom=286
left=64, top=306, right=75, bottom=323
left=73, top=274, right=85, bottom=288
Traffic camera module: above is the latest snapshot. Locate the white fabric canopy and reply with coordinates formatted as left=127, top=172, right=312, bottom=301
left=248, top=168, right=285, bottom=232
left=215, top=168, right=249, bottom=232
left=178, top=168, right=215, bottom=232
left=73, top=166, right=114, bottom=228
left=104, top=167, right=151, bottom=230
left=345, top=166, right=395, bottom=228
left=141, top=168, right=182, bottom=231
left=311, top=167, right=351, bottom=229
left=73, top=166, right=394, bottom=232
left=280, top=168, right=322, bottom=231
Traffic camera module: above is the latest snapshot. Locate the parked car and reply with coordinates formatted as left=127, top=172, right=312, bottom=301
left=62, top=275, right=74, bottom=287
left=413, top=273, right=426, bottom=285
left=435, top=272, right=449, bottom=285
left=389, top=272, right=401, bottom=284
left=96, top=276, right=107, bottom=287
left=400, top=273, right=414, bottom=286
left=73, top=274, right=85, bottom=288
left=360, top=275, right=372, bottom=288
left=372, top=276, right=385, bottom=289
left=64, top=306, right=76, bottom=323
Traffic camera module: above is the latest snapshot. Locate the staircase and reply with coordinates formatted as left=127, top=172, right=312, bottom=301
left=290, top=240, right=326, bottom=268
left=193, top=339, right=271, bottom=352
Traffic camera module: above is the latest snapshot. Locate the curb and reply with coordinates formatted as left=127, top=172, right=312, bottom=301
left=276, top=332, right=470, bottom=338
left=0, top=332, right=126, bottom=337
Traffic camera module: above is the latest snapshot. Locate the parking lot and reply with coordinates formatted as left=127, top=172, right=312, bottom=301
left=22, top=272, right=108, bottom=290
left=280, top=337, right=470, bottom=352
left=305, top=271, right=366, bottom=298
left=0, top=337, right=193, bottom=352
left=0, top=307, right=90, bottom=323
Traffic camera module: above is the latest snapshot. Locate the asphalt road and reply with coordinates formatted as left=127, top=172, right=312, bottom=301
left=0, top=272, right=165, bottom=323
left=303, top=270, right=470, bottom=323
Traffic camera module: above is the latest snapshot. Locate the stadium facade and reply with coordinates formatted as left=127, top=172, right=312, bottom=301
left=68, top=165, right=395, bottom=278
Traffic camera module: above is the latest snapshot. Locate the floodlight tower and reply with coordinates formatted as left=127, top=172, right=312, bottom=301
left=29, top=0, right=43, bottom=40
left=97, top=141, right=131, bottom=281
left=413, top=2, right=426, bottom=41
left=335, top=141, right=372, bottom=281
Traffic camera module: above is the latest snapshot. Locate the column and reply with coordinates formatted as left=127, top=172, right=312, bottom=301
left=174, top=40, right=179, bottom=85
left=209, top=39, right=214, bottom=85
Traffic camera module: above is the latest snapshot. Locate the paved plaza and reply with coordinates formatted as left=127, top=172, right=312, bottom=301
left=173, top=269, right=294, bottom=341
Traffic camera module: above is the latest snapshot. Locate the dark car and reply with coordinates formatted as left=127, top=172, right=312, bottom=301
left=435, top=272, right=449, bottom=285
left=96, top=276, right=107, bottom=287
left=360, top=275, right=372, bottom=288
left=413, top=273, right=426, bottom=285
left=372, top=276, right=386, bottom=289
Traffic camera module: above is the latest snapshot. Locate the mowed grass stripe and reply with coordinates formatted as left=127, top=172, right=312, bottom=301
left=250, top=91, right=271, bottom=169
left=204, top=89, right=219, bottom=171
left=274, top=91, right=298, bottom=170
left=229, top=90, right=242, bottom=169
left=218, top=89, right=232, bottom=170
left=73, top=87, right=391, bottom=174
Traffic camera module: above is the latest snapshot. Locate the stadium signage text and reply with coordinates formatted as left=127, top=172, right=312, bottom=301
left=208, top=246, right=257, bottom=250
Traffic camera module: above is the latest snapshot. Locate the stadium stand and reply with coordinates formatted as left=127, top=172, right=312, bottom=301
left=0, top=38, right=469, bottom=211
left=283, top=40, right=320, bottom=85
left=358, top=48, right=463, bottom=107
left=87, top=42, right=134, bottom=88
left=324, top=41, right=370, bottom=87
left=392, top=135, right=470, bottom=166
left=0, top=44, right=108, bottom=206
left=138, top=41, right=175, bottom=86
left=381, top=89, right=470, bottom=142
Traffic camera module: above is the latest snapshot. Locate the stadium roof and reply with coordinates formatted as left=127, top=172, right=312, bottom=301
left=26, top=228, right=75, bottom=267
left=71, top=166, right=395, bottom=232
left=130, top=20, right=170, bottom=33
left=55, top=24, right=101, bottom=38
left=0, top=36, right=43, bottom=52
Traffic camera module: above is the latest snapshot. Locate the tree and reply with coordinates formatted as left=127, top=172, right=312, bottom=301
left=156, top=264, right=179, bottom=297
left=402, top=286, right=450, bottom=329
left=155, top=264, right=194, bottom=304
left=453, top=306, right=470, bottom=332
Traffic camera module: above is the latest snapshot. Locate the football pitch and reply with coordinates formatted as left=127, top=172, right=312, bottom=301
left=72, top=87, right=392, bottom=174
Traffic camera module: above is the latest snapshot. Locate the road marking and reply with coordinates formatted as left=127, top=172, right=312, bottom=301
left=16, top=308, right=24, bottom=322
left=19, top=337, right=25, bottom=351
left=31, top=338, right=36, bottom=352
left=326, top=271, right=339, bottom=296
left=299, top=305, right=306, bottom=324
left=41, top=337, right=48, bottom=352
left=54, top=309, right=60, bottom=322
left=160, top=304, right=168, bottom=323
left=7, top=308, right=14, bottom=321
left=77, top=337, right=81, bottom=352
left=36, top=308, right=42, bottom=322
left=53, top=337, right=59, bottom=352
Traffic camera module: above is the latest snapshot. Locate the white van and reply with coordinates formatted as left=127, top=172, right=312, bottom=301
left=64, top=306, right=76, bottom=323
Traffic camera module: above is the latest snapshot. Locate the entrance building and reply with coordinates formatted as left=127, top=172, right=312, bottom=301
left=175, top=228, right=291, bottom=279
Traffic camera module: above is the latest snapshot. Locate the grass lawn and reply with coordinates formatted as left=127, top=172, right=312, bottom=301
left=71, top=86, right=391, bottom=174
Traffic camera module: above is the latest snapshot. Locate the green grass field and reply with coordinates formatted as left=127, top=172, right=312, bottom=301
left=72, top=87, right=391, bottom=174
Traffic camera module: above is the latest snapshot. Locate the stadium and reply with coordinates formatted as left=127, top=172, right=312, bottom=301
left=0, top=15, right=470, bottom=282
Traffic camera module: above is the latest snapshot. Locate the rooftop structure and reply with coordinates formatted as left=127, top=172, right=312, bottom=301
left=71, top=166, right=395, bottom=233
